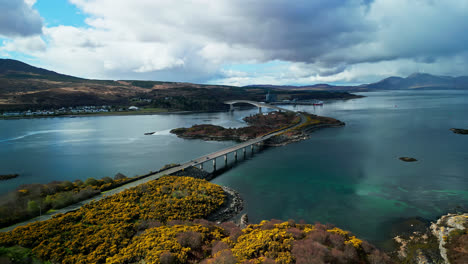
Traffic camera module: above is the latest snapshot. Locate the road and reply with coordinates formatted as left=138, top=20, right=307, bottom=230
left=1, top=103, right=305, bottom=232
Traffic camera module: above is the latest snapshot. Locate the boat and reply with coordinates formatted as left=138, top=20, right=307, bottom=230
left=312, top=100, right=324, bottom=106
left=144, top=132, right=155, bottom=135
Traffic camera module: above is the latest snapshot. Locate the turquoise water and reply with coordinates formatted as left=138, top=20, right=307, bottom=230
left=212, top=90, right=468, bottom=243
left=1, top=90, right=467, bottom=243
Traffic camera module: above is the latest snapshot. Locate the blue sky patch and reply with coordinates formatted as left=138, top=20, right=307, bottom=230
left=35, top=0, right=88, bottom=28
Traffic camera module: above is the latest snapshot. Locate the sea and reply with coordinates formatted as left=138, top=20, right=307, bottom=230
left=1, top=90, right=467, bottom=244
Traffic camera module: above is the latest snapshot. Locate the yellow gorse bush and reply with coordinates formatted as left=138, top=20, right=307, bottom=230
left=0, top=176, right=225, bottom=263
left=0, top=177, right=387, bottom=264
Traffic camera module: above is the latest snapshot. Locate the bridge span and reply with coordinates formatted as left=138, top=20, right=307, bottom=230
left=1, top=101, right=304, bottom=232
left=180, top=101, right=303, bottom=171
left=224, top=100, right=292, bottom=113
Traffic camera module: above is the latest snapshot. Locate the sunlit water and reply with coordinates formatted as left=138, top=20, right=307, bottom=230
left=1, top=90, right=467, bottom=243
left=213, top=90, right=468, bottom=244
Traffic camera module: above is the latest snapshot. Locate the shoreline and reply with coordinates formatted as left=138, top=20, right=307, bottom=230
left=0, top=109, right=207, bottom=120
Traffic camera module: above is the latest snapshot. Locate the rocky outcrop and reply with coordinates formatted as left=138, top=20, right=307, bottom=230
left=450, top=128, right=468, bottom=135
left=207, top=186, right=244, bottom=223
left=0, top=174, right=19, bottom=181
left=169, top=166, right=211, bottom=179
left=399, top=157, right=418, bottom=162
left=431, top=213, right=468, bottom=264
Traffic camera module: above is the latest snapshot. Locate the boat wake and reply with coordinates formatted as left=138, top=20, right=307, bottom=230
left=153, top=129, right=172, bottom=136
left=0, top=129, right=95, bottom=143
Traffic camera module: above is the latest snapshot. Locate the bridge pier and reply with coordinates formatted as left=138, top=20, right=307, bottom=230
left=224, top=154, right=227, bottom=166
left=258, top=107, right=262, bottom=114
left=243, top=147, right=246, bottom=158
left=234, top=151, right=238, bottom=161
left=199, top=163, right=203, bottom=170
left=213, top=159, right=216, bottom=171
left=251, top=144, right=254, bottom=154
left=229, top=104, right=234, bottom=112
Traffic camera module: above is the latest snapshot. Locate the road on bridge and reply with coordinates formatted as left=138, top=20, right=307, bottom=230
left=1, top=102, right=305, bottom=232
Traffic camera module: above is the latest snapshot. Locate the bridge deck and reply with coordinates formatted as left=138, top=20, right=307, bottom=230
left=1, top=101, right=304, bottom=232
left=224, top=100, right=292, bottom=112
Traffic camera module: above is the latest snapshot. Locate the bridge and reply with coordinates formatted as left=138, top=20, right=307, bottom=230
left=224, top=100, right=292, bottom=113
left=1, top=101, right=304, bottom=232
left=180, top=101, right=304, bottom=171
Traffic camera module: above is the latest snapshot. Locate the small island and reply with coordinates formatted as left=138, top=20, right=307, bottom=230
left=170, top=111, right=344, bottom=145
left=0, top=174, right=19, bottom=181
left=399, top=157, right=418, bottom=162
left=450, top=128, right=468, bottom=135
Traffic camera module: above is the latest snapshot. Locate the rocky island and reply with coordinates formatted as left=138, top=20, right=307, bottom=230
left=170, top=111, right=344, bottom=146
left=399, top=157, right=418, bottom=162
left=0, top=174, right=19, bottom=181
left=450, top=128, right=468, bottom=135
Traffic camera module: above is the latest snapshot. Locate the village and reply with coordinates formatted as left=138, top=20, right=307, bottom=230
left=1, top=105, right=141, bottom=117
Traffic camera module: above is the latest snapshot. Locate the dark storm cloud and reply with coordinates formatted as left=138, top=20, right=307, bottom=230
left=0, top=0, right=43, bottom=37
left=193, top=0, right=374, bottom=63
left=189, top=0, right=468, bottom=78
left=24, top=0, right=468, bottom=84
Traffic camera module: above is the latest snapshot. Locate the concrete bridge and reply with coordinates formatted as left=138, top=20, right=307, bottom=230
left=1, top=101, right=304, bottom=232
left=224, top=100, right=292, bottom=113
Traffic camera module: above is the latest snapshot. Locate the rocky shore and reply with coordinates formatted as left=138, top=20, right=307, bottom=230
left=393, top=213, right=468, bottom=264
left=207, top=186, right=244, bottom=223
left=169, top=166, right=211, bottom=179
left=266, top=122, right=345, bottom=146
left=169, top=166, right=244, bottom=223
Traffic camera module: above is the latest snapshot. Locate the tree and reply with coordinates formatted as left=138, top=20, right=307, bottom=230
left=26, top=200, right=40, bottom=215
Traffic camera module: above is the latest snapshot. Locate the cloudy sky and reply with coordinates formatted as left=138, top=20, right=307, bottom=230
left=1, top=0, right=467, bottom=86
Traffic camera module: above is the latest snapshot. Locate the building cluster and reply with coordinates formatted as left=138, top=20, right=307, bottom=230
left=265, top=91, right=277, bottom=102
left=2, top=105, right=113, bottom=117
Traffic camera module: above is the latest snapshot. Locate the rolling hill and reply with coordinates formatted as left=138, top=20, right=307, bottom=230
left=0, top=59, right=360, bottom=111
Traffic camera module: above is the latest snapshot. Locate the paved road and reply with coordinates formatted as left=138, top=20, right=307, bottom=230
left=1, top=103, right=305, bottom=232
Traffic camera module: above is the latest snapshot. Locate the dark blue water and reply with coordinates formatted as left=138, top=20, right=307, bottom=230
left=1, top=90, right=467, bottom=243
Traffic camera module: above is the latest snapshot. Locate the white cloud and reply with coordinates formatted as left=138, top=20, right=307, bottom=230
left=24, top=0, right=36, bottom=7
left=3, top=0, right=468, bottom=85
left=1, top=36, right=46, bottom=53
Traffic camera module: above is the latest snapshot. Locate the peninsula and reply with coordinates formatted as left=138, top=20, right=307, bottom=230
left=171, top=111, right=344, bottom=146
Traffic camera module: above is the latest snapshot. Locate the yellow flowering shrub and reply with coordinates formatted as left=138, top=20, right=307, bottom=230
left=0, top=176, right=225, bottom=263
left=0, top=178, right=392, bottom=264
left=232, top=221, right=295, bottom=264
left=107, top=224, right=220, bottom=264
left=327, top=227, right=363, bottom=249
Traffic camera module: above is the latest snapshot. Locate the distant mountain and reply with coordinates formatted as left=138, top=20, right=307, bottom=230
left=364, top=73, right=468, bottom=90
left=246, top=73, right=468, bottom=91
left=0, top=59, right=84, bottom=82
left=245, top=83, right=363, bottom=92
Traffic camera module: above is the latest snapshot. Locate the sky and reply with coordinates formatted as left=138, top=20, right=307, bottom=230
left=1, top=0, right=468, bottom=86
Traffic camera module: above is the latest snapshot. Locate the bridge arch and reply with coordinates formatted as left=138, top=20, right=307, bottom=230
left=224, top=100, right=291, bottom=113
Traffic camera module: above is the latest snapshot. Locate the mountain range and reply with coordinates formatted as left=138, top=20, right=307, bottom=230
left=0, top=58, right=467, bottom=111
left=246, top=73, right=468, bottom=91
